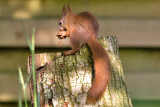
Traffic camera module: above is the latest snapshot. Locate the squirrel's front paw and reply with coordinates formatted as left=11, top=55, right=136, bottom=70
left=63, top=51, right=70, bottom=56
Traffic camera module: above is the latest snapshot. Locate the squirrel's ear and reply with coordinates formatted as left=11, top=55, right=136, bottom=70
left=67, top=4, right=72, bottom=13
left=62, top=5, right=67, bottom=16
left=62, top=4, right=73, bottom=17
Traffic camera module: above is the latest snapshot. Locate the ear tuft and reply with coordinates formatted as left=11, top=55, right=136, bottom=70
left=62, top=4, right=72, bottom=17
left=67, top=4, right=72, bottom=12
left=62, top=5, right=67, bottom=16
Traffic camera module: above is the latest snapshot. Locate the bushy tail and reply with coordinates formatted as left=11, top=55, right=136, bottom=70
left=86, top=37, right=111, bottom=104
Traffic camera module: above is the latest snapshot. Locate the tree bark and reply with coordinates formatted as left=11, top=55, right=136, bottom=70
left=28, top=36, right=132, bottom=107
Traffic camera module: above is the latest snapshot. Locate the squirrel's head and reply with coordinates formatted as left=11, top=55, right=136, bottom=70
left=58, top=4, right=74, bottom=31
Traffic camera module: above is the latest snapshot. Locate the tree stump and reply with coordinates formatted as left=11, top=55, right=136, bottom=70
left=28, top=36, right=133, bottom=107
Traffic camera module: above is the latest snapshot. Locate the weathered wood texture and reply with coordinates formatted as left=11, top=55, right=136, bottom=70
left=1, top=0, right=160, bottom=18
left=1, top=49, right=160, bottom=102
left=1, top=19, right=160, bottom=48
left=28, top=36, right=132, bottom=107
left=1, top=0, right=160, bottom=48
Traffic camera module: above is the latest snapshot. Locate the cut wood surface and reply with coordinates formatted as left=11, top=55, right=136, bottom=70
left=28, top=36, right=132, bottom=106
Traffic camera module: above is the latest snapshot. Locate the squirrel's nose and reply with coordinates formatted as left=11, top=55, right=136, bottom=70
left=59, top=27, right=63, bottom=31
left=59, top=27, right=67, bottom=31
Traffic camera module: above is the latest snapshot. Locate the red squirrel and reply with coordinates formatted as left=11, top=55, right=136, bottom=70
left=56, top=5, right=111, bottom=104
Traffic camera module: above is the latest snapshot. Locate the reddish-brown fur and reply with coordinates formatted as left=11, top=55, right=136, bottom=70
left=57, top=5, right=111, bottom=104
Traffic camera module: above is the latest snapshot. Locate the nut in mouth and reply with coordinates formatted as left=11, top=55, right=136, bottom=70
left=57, top=35, right=67, bottom=39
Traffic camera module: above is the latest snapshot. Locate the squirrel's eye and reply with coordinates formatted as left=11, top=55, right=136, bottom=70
left=59, top=21, right=63, bottom=26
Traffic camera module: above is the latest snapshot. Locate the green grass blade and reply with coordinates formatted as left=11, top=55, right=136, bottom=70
left=21, top=21, right=32, bottom=51
left=31, top=28, right=38, bottom=107
left=18, top=67, right=28, bottom=107
left=21, top=23, right=38, bottom=106
left=32, top=27, right=35, bottom=52
left=24, top=71, right=32, bottom=89
left=19, top=75, right=22, bottom=107
left=18, top=67, right=25, bottom=89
